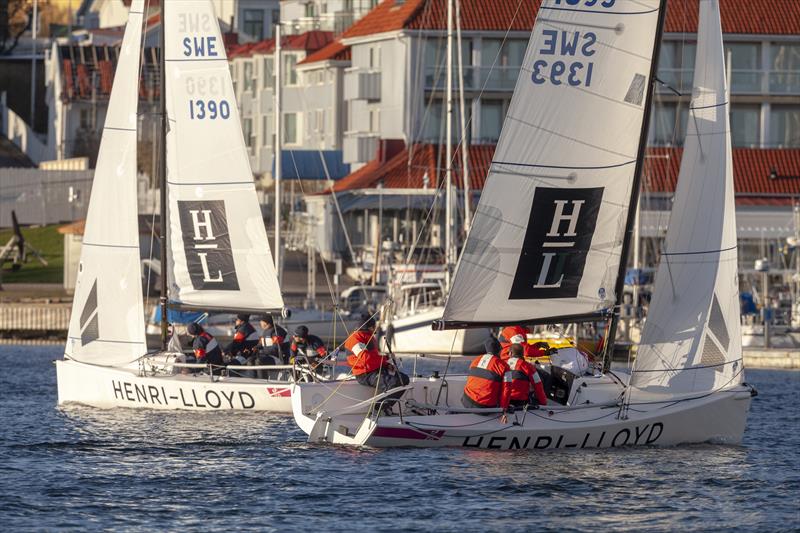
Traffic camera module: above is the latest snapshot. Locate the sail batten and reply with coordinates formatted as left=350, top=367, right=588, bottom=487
left=65, top=1, right=147, bottom=365
left=632, top=0, right=742, bottom=395
left=440, top=0, right=664, bottom=328
left=163, top=0, right=284, bottom=313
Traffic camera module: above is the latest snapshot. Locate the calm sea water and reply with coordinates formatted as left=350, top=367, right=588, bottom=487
left=1, top=345, right=798, bottom=531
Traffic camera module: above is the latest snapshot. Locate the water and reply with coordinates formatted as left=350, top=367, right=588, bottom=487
left=1, top=346, right=798, bottom=531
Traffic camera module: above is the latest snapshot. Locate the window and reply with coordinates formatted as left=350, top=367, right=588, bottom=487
left=479, top=100, right=504, bottom=142
left=262, top=115, right=269, bottom=146
left=770, top=105, right=800, bottom=147
left=305, top=3, right=317, bottom=17
left=724, top=42, right=761, bottom=93
left=263, top=57, right=274, bottom=89
left=770, top=43, right=800, bottom=93
left=369, top=108, right=380, bottom=132
left=730, top=105, right=761, bottom=147
left=243, top=118, right=253, bottom=148
left=657, top=40, right=696, bottom=92
left=243, top=9, right=265, bottom=40
left=284, top=113, right=298, bottom=144
left=284, top=54, right=298, bottom=85
left=271, top=9, right=281, bottom=26
left=648, top=102, right=688, bottom=146
left=243, top=61, right=254, bottom=93
left=481, top=39, right=524, bottom=90
left=369, top=46, right=380, bottom=69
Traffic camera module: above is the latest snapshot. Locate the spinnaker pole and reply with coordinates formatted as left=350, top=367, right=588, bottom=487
left=603, top=0, right=669, bottom=371
left=159, top=3, right=168, bottom=350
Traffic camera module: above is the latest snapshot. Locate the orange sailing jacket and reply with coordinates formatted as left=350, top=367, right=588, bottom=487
left=463, top=354, right=511, bottom=409
left=508, top=356, right=548, bottom=406
left=345, top=329, right=387, bottom=376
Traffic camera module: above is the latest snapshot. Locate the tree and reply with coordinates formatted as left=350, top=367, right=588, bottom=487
left=0, top=0, right=31, bottom=56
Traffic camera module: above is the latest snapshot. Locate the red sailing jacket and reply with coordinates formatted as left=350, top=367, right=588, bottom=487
left=499, top=326, right=547, bottom=360
left=463, top=354, right=511, bottom=409
left=507, top=356, right=548, bottom=406
left=345, top=329, right=387, bottom=376
left=193, top=331, right=220, bottom=361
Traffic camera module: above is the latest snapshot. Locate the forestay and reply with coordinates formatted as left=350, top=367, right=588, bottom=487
left=65, top=1, right=147, bottom=366
left=164, top=1, right=283, bottom=313
left=632, top=0, right=742, bottom=394
left=439, top=0, right=664, bottom=327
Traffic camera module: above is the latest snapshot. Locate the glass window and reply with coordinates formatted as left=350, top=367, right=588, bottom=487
left=648, top=102, right=689, bottom=146
left=480, top=100, right=504, bottom=142
left=262, top=115, right=269, bottom=146
left=243, top=9, right=265, bottom=40
left=263, top=57, right=274, bottom=89
left=305, top=3, right=316, bottom=17
left=730, top=104, right=761, bottom=147
left=770, top=43, right=800, bottom=93
left=284, top=54, right=298, bottom=85
left=284, top=113, right=298, bottom=144
left=657, top=40, right=696, bottom=92
left=243, top=61, right=254, bottom=92
left=243, top=118, right=253, bottom=148
left=724, top=42, right=761, bottom=93
left=770, top=105, right=800, bottom=147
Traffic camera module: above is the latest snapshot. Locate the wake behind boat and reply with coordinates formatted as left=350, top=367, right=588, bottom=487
left=292, top=0, right=755, bottom=448
left=56, top=0, right=337, bottom=412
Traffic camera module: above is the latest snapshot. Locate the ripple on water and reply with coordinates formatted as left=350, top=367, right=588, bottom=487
left=0, top=346, right=798, bottom=531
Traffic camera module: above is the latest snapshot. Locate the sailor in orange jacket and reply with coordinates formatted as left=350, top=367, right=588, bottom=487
left=499, top=325, right=547, bottom=361
left=344, top=317, right=410, bottom=410
left=507, top=343, right=548, bottom=408
left=462, top=339, right=512, bottom=418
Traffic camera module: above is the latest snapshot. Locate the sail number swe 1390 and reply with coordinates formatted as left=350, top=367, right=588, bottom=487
left=189, top=99, right=231, bottom=120
left=532, top=30, right=597, bottom=88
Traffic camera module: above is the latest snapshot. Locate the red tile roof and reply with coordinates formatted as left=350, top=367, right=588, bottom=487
left=298, top=40, right=352, bottom=65
left=228, top=31, right=334, bottom=59
left=332, top=144, right=800, bottom=205
left=340, top=0, right=799, bottom=38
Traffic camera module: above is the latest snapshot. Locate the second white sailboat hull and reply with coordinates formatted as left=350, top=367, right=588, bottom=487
left=56, top=359, right=293, bottom=412
left=384, top=309, right=492, bottom=355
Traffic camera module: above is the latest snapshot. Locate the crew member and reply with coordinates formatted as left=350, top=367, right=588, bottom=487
left=187, top=322, right=224, bottom=373
left=257, top=314, right=288, bottom=360
left=344, top=317, right=410, bottom=413
left=499, top=325, right=547, bottom=361
left=462, top=339, right=511, bottom=416
left=225, top=314, right=260, bottom=364
left=289, top=325, right=328, bottom=364
left=507, top=343, right=548, bottom=408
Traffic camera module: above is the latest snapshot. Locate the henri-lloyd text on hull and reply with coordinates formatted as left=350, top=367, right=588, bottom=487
left=461, top=422, right=664, bottom=450
left=111, top=380, right=257, bottom=409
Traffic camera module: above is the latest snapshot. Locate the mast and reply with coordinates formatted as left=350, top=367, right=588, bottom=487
left=444, top=0, right=454, bottom=290
left=455, top=0, right=470, bottom=232
left=274, top=23, right=283, bottom=283
left=158, top=1, right=168, bottom=350
left=602, top=0, right=669, bottom=371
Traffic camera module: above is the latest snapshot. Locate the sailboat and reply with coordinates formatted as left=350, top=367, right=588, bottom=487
left=56, top=0, right=324, bottom=412
left=292, top=0, right=756, bottom=448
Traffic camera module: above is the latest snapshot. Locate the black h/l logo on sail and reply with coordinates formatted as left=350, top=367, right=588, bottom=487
left=509, top=187, right=603, bottom=300
left=178, top=200, right=240, bottom=291
left=79, top=279, right=99, bottom=345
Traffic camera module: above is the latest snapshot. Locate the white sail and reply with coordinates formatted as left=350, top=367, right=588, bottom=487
left=441, top=0, right=664, bottom=326
left=65, top=1, right=147, bottom=365
left=631, top=0, right=742, bottom=394
left=164, top=1, right=283, bottom=313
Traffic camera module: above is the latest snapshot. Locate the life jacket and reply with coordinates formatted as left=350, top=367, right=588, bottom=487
left=290, top=334, right=327, bottom=359
left=260, top=324, right=287, bottom=347
left=345, top=329, right=387, bottom=376
left=193, top=331, right=221, bottom=362
left=508, top=356, right=548, bottom=406
left=463, top=354, right=511, bottom=409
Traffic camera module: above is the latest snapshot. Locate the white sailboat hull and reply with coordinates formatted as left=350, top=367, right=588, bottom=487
left=56, top=358, right=293, bottom=412
left=292, top=376, right=754, bottom=449
left=383, top=309, right=492, bottom=355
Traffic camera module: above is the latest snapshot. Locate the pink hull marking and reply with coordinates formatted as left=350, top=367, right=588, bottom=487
left=266, top=387, right=291, bottom=397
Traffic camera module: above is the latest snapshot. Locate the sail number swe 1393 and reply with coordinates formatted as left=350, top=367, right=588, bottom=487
left=189, top=99, right=230, bottom=120
left=532, top=30, right=597, bottom=88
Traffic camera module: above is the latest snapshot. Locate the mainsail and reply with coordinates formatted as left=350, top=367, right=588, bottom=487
left=439, top=0, right=666, bottom=327
left=163, top=1, right=283, bottom=313
left=65, top=1, right=147, bottom=365
left=632, top=0, right=742, bottom=394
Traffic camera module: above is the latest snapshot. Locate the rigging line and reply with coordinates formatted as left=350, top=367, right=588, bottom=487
left=690, top=100, right=728, bottom=110
left=491, top=159, right=636, bottom=170
left=540, top=6, right=660, bottom=16
left=661, top=245, right=738, bottom=256
left=654, top=76, right=683, bottom=97
left=631, top=357, right=744, bottom=374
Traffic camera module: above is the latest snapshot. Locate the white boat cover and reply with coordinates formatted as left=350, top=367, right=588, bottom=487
left=441, top=0, right=664, bottom=326
left=65, top=1, right=147, bottom=366
left=632, top=0, right=743, bottom=394
left=164, top=0, right=283, bottom=313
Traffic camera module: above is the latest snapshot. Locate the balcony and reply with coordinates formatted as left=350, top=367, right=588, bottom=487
left=283, top=12, right=356, bottom=36
left=343, top=135, right=378, bottom=164
left=657, top=68, right=800, bottom=95
left=424, top=65, right=520, bottom=92
left=344, top=71, right=381, bottom=101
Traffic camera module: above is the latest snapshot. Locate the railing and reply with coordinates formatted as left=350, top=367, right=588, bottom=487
left=424, top=65, right=520, bottom=92
left=283, top=12, right=356, bottom=36
left=657, top=68, right=800, bottom=95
